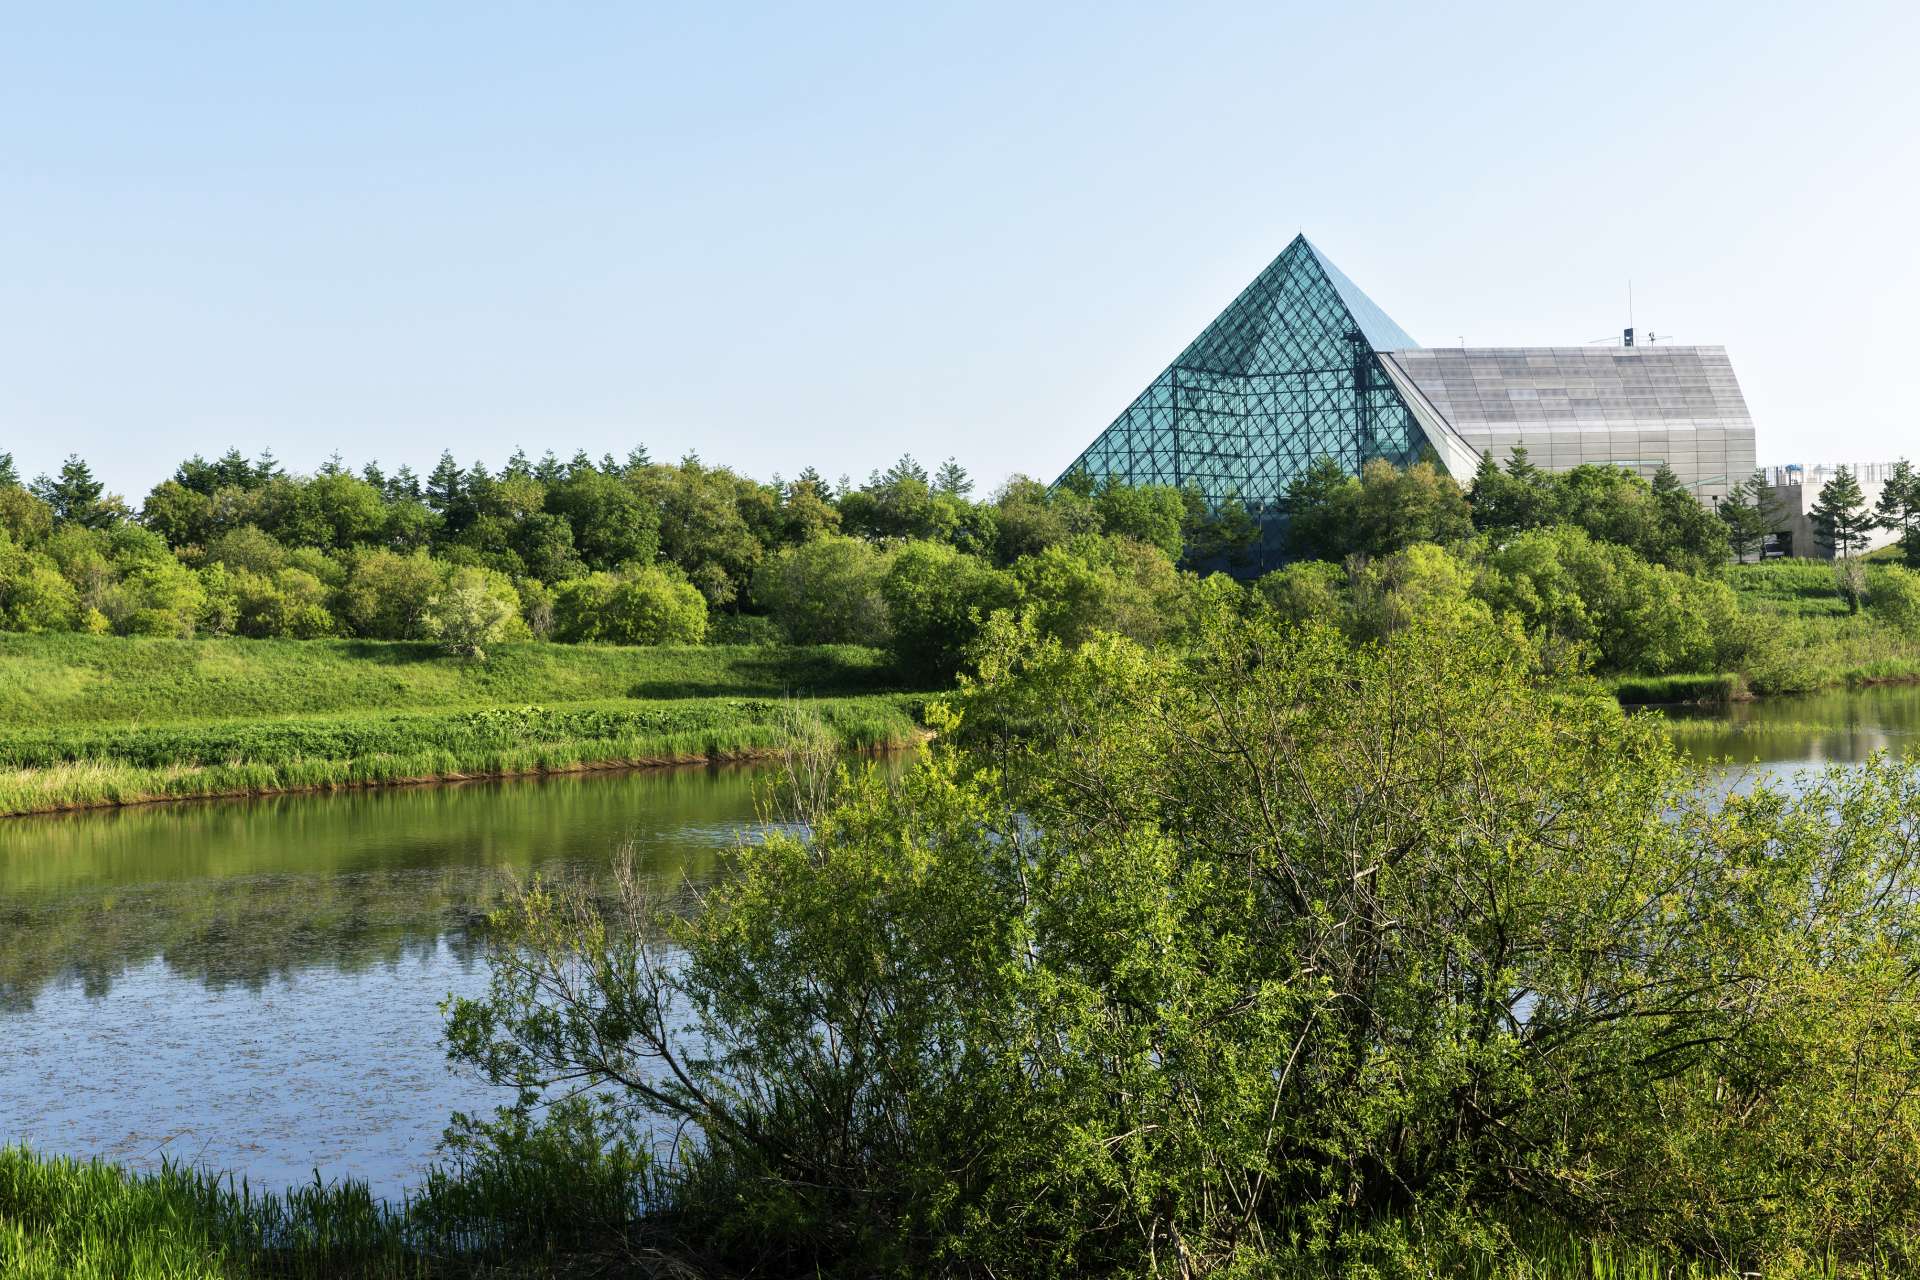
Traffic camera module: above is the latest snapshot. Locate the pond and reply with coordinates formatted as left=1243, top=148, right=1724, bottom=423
left=0, top=768, right=769, bottom=1198
left=2, top=686, right=1917, bottom=1198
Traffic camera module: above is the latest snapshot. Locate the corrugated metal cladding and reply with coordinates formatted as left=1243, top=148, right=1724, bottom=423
left=1380, top=346, right=1756, bottom=500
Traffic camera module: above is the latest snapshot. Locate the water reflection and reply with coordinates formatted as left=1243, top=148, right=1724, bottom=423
left=1, top=696, right=1914, bottom=1198
left=0, top=767, right=769, bottom=1194
left=1661, top=683, right=1920, bottom=767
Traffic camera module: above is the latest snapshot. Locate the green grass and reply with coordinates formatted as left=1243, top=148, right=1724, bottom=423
left=0, top=633, right=935, bottom=816
left=0, top=633, right=904, bottom=726
left=1609, top=672, right=1744, bottom=704
left=0, top=694, right=924, bottom=817
left=0, top=1145, right=1831, bottom=1279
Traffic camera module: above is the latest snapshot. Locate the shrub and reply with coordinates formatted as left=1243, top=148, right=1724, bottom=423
left=446, top=605, right=1920, bottom=1275
left=1873, top=564, right=1920, bottom=638
left=423, top=566, right=528, bottom=659
left=552, top=567, right=707, bottom=646
left=752, top=534, right=893, bottom=645
left=1010, top=532, right=1187, bottom=648
left=879, top=540, right=1016, bottom=681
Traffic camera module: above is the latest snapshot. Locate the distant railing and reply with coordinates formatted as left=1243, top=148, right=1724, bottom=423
left=1761, top=462, right=1903, bottom=488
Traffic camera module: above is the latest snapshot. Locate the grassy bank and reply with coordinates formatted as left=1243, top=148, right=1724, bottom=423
left=0, top=633, right=904, bottom=724
left=0, top=1146, right=1787, bottom=1280
left=0, top=694, right=923, bottom=817
left=1602, top=560, right=1920, bottom=704
left=0, top=633, right=932, bottom=817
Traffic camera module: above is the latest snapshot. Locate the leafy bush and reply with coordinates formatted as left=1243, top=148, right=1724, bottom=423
left=423, top=566, right=527, bottom=659
left=878, top=539, right=1016, bottom=682
left=752, top=534, right=893, bottom=645
left=445, top=604, right=1920, bottom=1275
left=552, top=566, right=707, bottom=646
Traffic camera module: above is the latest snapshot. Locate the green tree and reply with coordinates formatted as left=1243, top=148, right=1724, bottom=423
left=0, top=485, right=54, bottom=547
left=551, top=567, right=707, bottom=646
left=1282, top=455, right=1356, bottom=559
left=752, top=535, right=893, bottom=646
left=1875, top=458, right=1920, bottom=568
left=0, top=452, right=16, bottom=486
left=31, top=455, right=116, bottom=528
left=932, top=457, right=974, bottom=498
left=1810, top=465, right=1872, bottom=559
left=1717, top=471, right=1784, bottom=561
left=337, top=548, right=446, bottom=639
left=544, top=468, right=660, bottom=572
left=1091, top=481, right=1186, bottom=561
left=1349, top=457, right=1473, bottom=558
left=423, top=566, right=527, bottom=659
left=1010, top=533, right=1188, bottom=649
left=879, top=540, right=1017, bottom=681
left=1645, top=463, right=1731, bottom=573
left=1467, top=446, right=1557, bottom=535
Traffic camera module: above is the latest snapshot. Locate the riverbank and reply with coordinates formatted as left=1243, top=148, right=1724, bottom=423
left=0, top=1145, right=1754, bottom=1280
left=0, top=693, right=926, bottom=817
left=0, top=632, right=938, bottom=818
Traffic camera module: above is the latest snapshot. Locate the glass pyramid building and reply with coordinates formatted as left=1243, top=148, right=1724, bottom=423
left=1058, top=233, right=1756, bottom=565
left=1057, top=235, right=1440, bottom=523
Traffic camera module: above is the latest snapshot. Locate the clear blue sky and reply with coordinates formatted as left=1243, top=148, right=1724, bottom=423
left=5, top=1, right=1916, bottom=500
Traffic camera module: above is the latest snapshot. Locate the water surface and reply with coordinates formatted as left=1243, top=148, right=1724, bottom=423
left=3, top=688, right=1918, bottom=1197
left=0, top=769, right=766, bottom=1197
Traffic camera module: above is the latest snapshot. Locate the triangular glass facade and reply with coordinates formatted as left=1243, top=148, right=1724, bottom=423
left=1060, top=235, right=1431, bottom=535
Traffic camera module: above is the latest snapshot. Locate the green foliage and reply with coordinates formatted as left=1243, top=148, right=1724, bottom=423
left=444, top=605, right=1920, bottom=1276
left=1285, top=456, right=1472, bottom=560
left=879, top=539, right=1017, bottom=682
left=1875, top=458, right=1920, bottom=567
left=423, top=566, right=527, bottom=659
left=1811, top=465, right=1873, bottom=557
left=1871, top=564, right=1920, bottom=638
left=30, top=454, right=117, bottom=528
left=552, top=566, right=707, bottom=646
left=1010, top=532, right=1188, bottom=648
left=752, top=534, right=893, bottom=645
left=1718, top=470, right=1785, bottom=560
left=1254, top=557, right=1346, bottom=624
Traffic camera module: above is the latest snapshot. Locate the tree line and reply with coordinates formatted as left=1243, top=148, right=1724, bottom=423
left=0, top=447, right=1255, bottom=677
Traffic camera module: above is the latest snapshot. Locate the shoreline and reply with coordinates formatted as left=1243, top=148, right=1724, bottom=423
left=0, top=738, right=930, bottom=821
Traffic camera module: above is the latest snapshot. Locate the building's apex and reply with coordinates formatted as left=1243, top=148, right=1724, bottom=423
left=1297, top=237, right=1419, bottom=352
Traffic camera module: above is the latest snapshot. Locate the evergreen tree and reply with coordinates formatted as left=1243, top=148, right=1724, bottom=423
left=386, top=464, right=423, bottom=503
left=1647, top=463, right=1731, bottom=573
left=1810, top=466, right=1872, bottom=558
left=360, top=461, right=387, bottom=491
left=934, top=457, right=974, bottom=498
left=624, top=445, right=651, bottom=473
left=31, top=454, right=113, bottom=528
left=425, top=452, right=464, bottom=514
left=1875, top=458, right=1920, bottom=568
left=1466, top=447, right=1555, bottom=535
left=0, top=452, right=16, bottom=486
left=534, top=451, right=565, bottom=486
left=795, top=466, right=830, bottom=501
left=501, top=448, right=534, bottom=480
left=1282, top=456, right=1357, bottom=560
left=1718, top=471, right=1783, bottom=562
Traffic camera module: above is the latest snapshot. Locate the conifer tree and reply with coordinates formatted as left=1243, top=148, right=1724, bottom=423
left=0, top=452, right=17, bottom=487
left=1717, top=471, right=1784, bottom=562
left=1874, top=458, right=1920, bottom=568
left=1810, top=465, right=1872, bottom=558
left=31, top=454, right=111, bottom=527
left=934, top=457, right=974, bottom=498
left=425, top=451, right=464, bottom=513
